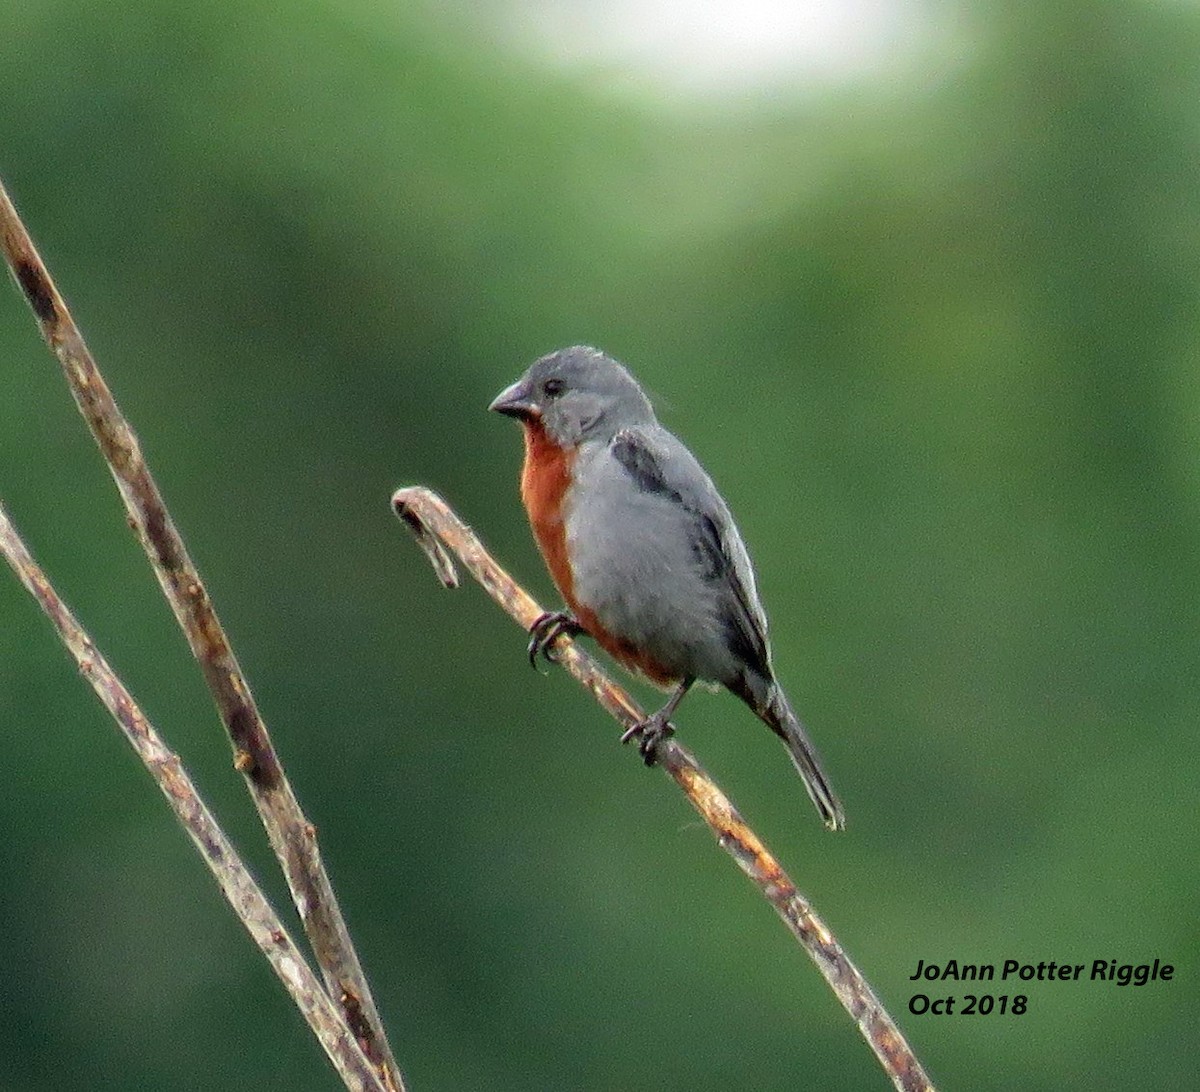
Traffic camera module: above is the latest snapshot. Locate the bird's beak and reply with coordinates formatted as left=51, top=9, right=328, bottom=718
left=489, top=378, right=540, bottom=420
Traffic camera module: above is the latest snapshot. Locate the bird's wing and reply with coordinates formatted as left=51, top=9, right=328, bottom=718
left=610, top=425, right=772, bottom=678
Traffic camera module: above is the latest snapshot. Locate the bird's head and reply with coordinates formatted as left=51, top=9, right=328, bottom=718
left=489, top=346, right=655, bottom=447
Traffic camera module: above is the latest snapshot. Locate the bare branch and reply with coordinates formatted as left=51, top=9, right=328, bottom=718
left=392, top=486, right=935, bottom=1092
left=0, top=177, right=402, bottom=1091
left=0, top=505, right=387, bottom=1092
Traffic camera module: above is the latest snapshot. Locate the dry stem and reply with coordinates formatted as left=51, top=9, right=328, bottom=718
left=0, top=505, right=387, bottom=1092
left=392, top=485, right=935, bottom=1092
left=0, top=177, right=401, bottom=1091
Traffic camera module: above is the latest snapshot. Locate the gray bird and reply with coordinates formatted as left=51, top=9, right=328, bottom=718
left=490, top=346, right=845, bottom=831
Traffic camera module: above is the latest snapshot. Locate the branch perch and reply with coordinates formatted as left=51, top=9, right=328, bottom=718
left=0, top=177, right=401, bottom=1091
left=392, top=486, right=935, bottom=1092
left=0, top=505, right=387, bottom=1092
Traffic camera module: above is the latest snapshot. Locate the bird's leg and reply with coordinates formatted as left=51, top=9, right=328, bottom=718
left=620, top=678, right=694, bottom=766
left=527, top=610, right=584, bottom=669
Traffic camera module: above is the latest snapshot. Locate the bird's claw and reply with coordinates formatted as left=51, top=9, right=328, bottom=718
left=527, top=610, right=583, bottom=670
left=620, top=714, right=676, bottom=766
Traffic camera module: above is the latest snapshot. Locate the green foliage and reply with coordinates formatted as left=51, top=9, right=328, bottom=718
left=1, top=1, right=1195, bottom=1088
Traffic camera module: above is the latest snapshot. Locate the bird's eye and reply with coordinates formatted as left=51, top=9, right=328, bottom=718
left=543, top=378, right=566, bottom=398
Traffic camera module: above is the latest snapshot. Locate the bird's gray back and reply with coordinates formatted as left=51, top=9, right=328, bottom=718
left=565, top=423, right=772, bottom=688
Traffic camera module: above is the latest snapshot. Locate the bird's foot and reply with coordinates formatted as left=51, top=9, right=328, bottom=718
left=527, top=610, right=583, bottom=669
left=620, top=712, right=676, bottom=766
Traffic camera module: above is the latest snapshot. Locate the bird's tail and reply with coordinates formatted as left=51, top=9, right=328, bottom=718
left=753, top=681, right=845, bottom=831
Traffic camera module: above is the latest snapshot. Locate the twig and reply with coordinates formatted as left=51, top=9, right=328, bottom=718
left=392, top=486, right=935, bottom=1092
left=0, top=178, right=403, bottom=1092
left=0, top=505, right=388, bottom=1092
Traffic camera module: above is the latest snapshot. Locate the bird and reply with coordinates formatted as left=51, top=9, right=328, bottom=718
left=489, top=346, right=845, bottom=831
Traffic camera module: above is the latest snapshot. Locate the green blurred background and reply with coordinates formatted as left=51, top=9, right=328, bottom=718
left=1, top=1, right=1196, bottom=1088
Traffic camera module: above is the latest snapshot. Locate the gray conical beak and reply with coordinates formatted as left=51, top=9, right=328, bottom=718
left=489, top=377, right=539, bottom=419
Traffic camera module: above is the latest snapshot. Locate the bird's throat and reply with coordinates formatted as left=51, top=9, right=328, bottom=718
left=520, top=420, right=576, bottom=602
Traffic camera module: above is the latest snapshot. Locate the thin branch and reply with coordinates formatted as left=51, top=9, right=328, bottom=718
left=0, top=178, right=403, bottom=1092
left=0, top=504, right=387, bottom=1092
left=392, top=486, right=935, bottom=1092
